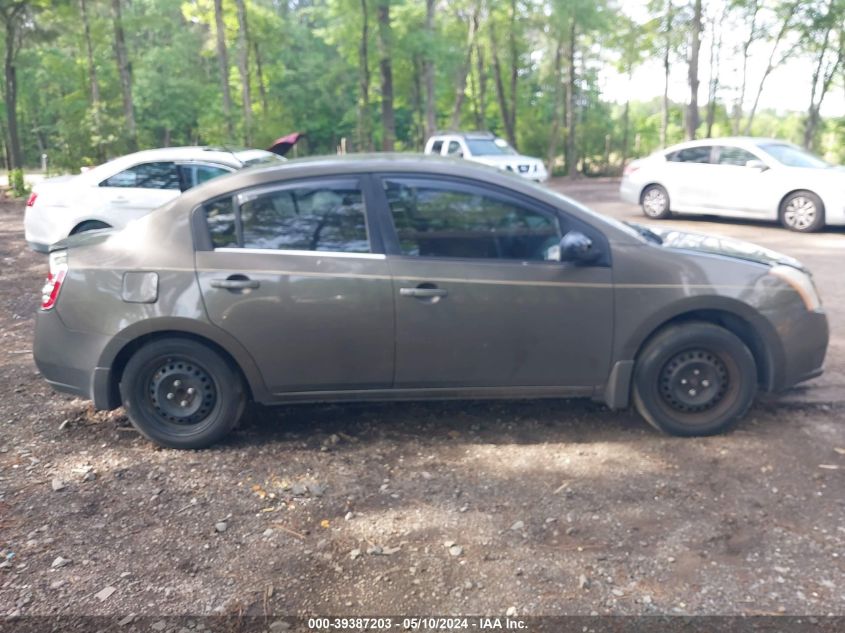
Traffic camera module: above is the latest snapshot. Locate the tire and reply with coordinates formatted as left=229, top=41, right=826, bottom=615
left=119, top=338, right=246, bottom=449
left=632, top=322, right=757, bottom=436
left=779, top=190, right=825, bottom=232
left=640, top=184, right=671, bottom=219
left=71, top=220, right=111, bottom=235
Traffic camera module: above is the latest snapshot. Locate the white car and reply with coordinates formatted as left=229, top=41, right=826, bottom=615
left=25, top=146, right=283, bottom=252
left=424, top=132, right=548, bottom=182
left=620, top=137, right=844, bottom=232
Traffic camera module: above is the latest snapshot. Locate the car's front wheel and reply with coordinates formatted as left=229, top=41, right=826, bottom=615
left=640, top=184, right=671, bottom=219
left=779, top=191, right=824, bottom=232
left=120, top=338, right=246, bottom=449
left=632, top=322, right=757, bottom=436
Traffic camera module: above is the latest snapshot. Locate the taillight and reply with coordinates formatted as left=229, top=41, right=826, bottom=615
left=41, top=250, right=68, bottom=310
left=26, top=192, right=37, bottom=207
left=623, top=163, right=640, bottom=177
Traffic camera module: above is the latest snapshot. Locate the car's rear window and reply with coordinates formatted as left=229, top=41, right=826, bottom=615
left=204, top=197, right=238, bottom=248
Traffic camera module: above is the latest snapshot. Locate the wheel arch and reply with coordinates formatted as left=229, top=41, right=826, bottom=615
left=70, top=218, right=113, bottom=235
left=95, top=319, right=270, bottom=410
left=613, top=297, right=787, bottom=406
left=778, top=188, right=825, bottom=217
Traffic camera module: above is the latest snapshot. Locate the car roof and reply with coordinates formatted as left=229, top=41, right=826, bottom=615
left=430, top=131, right=497, bottom=140
left=79, top=146, right=276, bottom=181
left=659, top=137, right=789, bottom=154
left=173, top=153, right=639, bottom=244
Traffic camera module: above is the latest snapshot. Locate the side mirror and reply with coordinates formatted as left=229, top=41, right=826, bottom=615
left=745, top=159, right=768, bottom=171
left=558, top=231, right=599, bottom=264
left=456, top=150, right=464, bottom=158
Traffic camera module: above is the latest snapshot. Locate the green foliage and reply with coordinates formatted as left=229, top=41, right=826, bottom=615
left=8, top=168, right=30, bottom=198
left=2, top=0, right=842, bottom=174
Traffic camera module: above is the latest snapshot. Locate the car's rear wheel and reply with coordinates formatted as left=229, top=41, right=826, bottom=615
left=70, top=220, right=111, bottom=234
left=640, top=184, right=671, bottom=219
left=779, top=191, right=824, bottom=232
left=632, top=322, right=756, bottom=436
left=120, top=338, right=245, bottom=449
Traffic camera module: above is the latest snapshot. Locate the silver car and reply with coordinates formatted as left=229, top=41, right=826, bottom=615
left=620, top=137, right=844, bottom=232
left=34, top=155, right=828, bottom=448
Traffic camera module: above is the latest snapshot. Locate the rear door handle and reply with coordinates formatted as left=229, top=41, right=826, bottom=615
left=399, top=287, right=448, bottom=298
left=110, top=196, right=129, bottom=204
left=211, top=277, right=260, bottom=290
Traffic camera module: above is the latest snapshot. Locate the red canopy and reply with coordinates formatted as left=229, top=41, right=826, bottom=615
left=268, top=132, right=304, bottom=156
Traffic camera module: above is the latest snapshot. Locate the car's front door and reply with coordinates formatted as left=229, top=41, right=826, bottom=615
left=195, top=176, right=394, bottom=394
left=709, top=146, right=773, bottom=216
left=376, top=175, right=614, bottom=390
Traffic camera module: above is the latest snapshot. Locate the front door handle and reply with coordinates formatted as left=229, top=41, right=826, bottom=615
left=211, top=276, right=260, bottom=290
left=399, top=286, right=448, bottom=298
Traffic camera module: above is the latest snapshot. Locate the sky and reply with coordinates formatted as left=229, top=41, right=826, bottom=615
left=598, top=0, right=845, bottom=118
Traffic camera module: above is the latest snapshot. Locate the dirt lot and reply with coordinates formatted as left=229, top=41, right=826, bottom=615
left=1, top=182, right=843, bottom=624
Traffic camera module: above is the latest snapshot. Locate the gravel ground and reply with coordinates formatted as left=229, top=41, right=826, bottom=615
left=0, top=187, right=843, bottom=623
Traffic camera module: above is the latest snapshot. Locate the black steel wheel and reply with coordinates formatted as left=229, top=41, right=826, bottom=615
left=120, top=338, right=245, bottom=449
left=633, top=322, right=756, bottom=436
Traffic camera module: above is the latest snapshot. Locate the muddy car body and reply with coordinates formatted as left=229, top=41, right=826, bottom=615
left=34, top=155, right=828, bottom=448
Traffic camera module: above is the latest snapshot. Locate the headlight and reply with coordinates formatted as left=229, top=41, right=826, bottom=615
left=769, top=265, right=822, bottom=311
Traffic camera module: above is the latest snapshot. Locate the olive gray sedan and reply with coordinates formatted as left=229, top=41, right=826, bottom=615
left=34, top=155, right=829, bottom=448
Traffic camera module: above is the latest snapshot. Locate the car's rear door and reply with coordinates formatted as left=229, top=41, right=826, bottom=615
left=194, top=175, right=394, bottom=394
left=94, top=161, right=183, bottom=221
left=663, top=145, right=716, bottom=211
left=373, top=174, right=614, bottom=390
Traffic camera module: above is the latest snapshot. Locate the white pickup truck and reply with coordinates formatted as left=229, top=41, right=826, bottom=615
left=423, top=131, right=548, bottom=183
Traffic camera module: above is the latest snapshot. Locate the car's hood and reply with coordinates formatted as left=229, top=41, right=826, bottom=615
left=636, top=224, right=806, bottom=271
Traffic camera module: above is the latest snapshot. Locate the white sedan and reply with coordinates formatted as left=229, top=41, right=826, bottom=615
left=620, top=137, right=844, bottom=232
left=25, top=146, right=283, bottom=252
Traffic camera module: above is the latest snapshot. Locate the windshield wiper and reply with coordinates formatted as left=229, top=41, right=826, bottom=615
left=625, top=222, right=664, bottom=244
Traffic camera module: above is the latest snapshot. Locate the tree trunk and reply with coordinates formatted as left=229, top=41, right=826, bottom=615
left=732, top=0, right=759, bottom=135
left=490, top=24, right=515, bottom=147
left=376, top=1, right=396, bottom=151
left=705, top=7, right=726, bottom=138
left=507, top=0, right=518, bottom=147
left=744, top=7, right=796, bottom=135
left=422, top=0, right=436, bottom=139
left=234, top=0, right=253, bottom=145
left=357, top=0, right=372, bottom=151
left=253, top=41, right=268, bottom=114
left=564, top=15, right=577, bottom=176
left=81, top=0, right=104, bottom=159
left=450, top=8, right=479, bottom=130
left=3, top=16, right=21, bottom=169
left=473, top=40, right=487, bottom=130
left=545, top=40, right=563, bottom=175
left=112, top=0, right=137, bottom=150
left=213, top=0, right=234, bottom=140
left=803, top=1, right=840, bottom=150
left=685, top=0, right=702, bottom=141
left=660, top=0, right=672, bottom=148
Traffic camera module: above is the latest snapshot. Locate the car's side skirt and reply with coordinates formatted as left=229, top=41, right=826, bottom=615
left=260, top=385, right=596, bottom=405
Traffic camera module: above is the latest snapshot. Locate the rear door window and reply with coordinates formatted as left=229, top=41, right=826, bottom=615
left=203, top=179, right=370, bottom=253
left=100, top=162, right=181, bottom=189
left=666, top=146, right=713, bottom=163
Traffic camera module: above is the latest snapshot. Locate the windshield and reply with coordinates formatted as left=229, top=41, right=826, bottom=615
left=759, top=143, right=830, bottom=168
left=465, top=138, right=517, bottom=156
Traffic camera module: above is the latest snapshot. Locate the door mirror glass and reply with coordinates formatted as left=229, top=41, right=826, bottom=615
left=745, top=159, right=768, bottom=171
left=559, top=231, right=599, bottom=264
